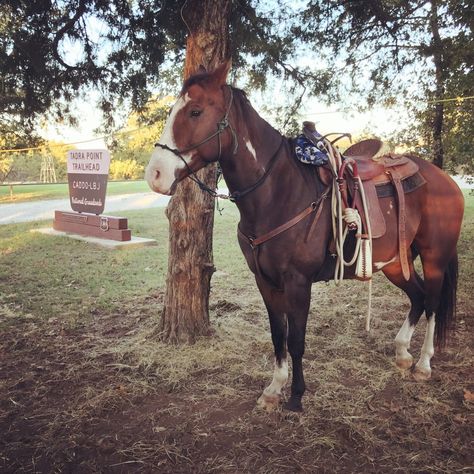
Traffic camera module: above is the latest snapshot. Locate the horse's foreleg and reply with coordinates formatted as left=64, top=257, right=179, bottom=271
left=255, top=281, right=288, bottom=412
left=285, top=315, right=308, bottom=412
left=284, top=277, right=312, bottom=412
left=413, top=316, right=435, bottom=381
left=257, top=313, right=288, bottom=411
left=382, top=261, right=425, bottom=370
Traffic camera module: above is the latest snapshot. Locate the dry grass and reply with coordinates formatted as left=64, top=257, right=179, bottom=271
left=0, top=194, right=473, bottom=472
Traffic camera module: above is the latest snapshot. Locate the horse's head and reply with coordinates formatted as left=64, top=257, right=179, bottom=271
left=145, top=61, right=232, bottom=195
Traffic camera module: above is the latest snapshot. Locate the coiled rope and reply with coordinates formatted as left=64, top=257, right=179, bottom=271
left=319, top=137, right=374, bottom=331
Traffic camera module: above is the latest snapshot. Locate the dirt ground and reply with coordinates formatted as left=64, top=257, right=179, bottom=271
left=1, top=277, right=473, bottom=473
left=1, top=199, right=473, bottom=473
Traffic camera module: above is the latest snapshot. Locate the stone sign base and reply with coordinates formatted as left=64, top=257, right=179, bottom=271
left=53, top=211, right=131, bottom=241
left=33, top=228, right=157, bottom=249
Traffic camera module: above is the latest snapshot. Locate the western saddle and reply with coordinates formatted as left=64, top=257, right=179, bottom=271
left=303, top=122, right=426, bottom=280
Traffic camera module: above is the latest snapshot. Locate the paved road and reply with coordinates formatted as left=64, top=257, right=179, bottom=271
left=0, top=192, right=171, bottom=225
left=0, top=176, right=470, bottom=226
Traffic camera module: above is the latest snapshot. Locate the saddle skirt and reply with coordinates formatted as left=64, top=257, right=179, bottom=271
left=348, top=152, right=426, bottom=239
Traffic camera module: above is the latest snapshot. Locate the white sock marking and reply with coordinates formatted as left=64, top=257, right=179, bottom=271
left=263, top=358, right=288, bottom=397
left=395, top=317, right=415, bottom=362
left=415, top=317, right=435, bottom=374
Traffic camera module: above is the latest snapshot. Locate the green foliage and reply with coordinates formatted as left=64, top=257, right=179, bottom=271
left=109, top=158, right=143, bottom=180
left=1, top=0, right=471, bottom=170
left=108, top=96, right=172, bottom=178
left=0, top=155, right=13, bottom=182
left=0, top=0, right=319, bottom=147
left=0, top=141, right=72, bottom=183
left=297, top=0, right=473, bottom=170
left=0, top=0, right=186, bottom=138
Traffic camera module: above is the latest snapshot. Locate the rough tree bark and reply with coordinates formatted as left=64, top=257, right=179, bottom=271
left=429, top=0, right=445, bottom=169
left=160, top=0, right=231, bottom=344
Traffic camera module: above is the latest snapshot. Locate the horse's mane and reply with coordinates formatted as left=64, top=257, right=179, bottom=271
left=181, top=73, right=249, bottom=104
left=181, top=72, right=211, bottom=94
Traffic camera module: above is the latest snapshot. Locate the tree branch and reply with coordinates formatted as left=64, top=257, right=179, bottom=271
left=52, top=0, right=88, bottom=71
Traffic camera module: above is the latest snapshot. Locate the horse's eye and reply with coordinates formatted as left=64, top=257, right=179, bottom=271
left=190, top=110, right=202, bottom=118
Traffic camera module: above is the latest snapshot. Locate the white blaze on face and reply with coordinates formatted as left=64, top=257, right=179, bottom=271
left=145, top=94, right=192, bottom=195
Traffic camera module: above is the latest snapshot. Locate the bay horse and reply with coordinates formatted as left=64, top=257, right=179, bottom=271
left=145, top=62, right=464, bottom=412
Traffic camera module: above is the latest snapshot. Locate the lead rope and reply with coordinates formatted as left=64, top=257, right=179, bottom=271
left=322, top=138, right=374, bottom=331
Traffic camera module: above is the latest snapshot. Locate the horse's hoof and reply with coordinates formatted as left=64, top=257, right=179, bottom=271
left=413, top=367, right=431, bottom=382
left=396, top=355, right=414, bottom=370
left=257, top=393, right=280, bottom=412
left=284, top=397, right=303, bottom=412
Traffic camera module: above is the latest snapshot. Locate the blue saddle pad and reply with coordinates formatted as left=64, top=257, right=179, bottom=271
left=294, top=135, right=329, bottom=166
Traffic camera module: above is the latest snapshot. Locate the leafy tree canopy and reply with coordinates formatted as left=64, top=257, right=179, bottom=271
left=0, top=0, right=315, bottom=147
left=1, top=0, right=472, bottom=172
left=296, top=0, right=473, bottom=170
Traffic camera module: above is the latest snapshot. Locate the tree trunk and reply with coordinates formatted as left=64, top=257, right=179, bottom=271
left=160, top=0, right=231, bottom=344
left=429, top=0, right=445, bottom=169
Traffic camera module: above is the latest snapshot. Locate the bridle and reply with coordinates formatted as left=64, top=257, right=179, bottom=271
left=154, top=86, right=237, bottom=198
left=154, top=85, right=284, bottom=202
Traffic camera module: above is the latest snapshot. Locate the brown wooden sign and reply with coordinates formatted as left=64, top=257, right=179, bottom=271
left=67, top=149, right=110, bottom=214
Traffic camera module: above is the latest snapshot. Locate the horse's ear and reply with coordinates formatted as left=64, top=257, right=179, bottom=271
left=210, top=60, right=231, bottom=86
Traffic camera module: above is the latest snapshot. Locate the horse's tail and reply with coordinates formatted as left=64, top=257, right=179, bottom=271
left=435, top=252, right=458, bottom=348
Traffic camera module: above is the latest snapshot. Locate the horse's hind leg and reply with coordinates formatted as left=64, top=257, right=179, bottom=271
left=382, top=261, right=425, bottom=370
left=412, top=252, right=459, bottom=381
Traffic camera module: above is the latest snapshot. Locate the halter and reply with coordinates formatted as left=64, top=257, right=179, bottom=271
left=154, top=85, right=284, bottom=202
left=154, top=86, right=238, bottom=197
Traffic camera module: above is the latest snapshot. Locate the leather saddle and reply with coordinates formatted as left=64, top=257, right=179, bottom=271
left=302, top=122, right=426, bottom=281
left=344, top=141, right=426, bottom=280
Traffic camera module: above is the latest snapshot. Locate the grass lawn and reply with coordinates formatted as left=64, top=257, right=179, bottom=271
left=0, top=180, right=150, bottom=204
left=0, top=193, right=472, bottom=472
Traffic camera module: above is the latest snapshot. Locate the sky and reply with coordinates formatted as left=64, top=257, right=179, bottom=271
left=41, top=1, right=411, bottom=152
left=43, top=84, right=407, bottom=152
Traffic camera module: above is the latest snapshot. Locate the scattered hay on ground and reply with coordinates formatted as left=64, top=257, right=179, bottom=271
left=0, top=201, right=473, bottom=472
